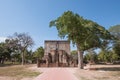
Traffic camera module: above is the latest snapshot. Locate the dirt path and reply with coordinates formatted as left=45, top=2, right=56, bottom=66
left=34, top=68, right=79, bottom=80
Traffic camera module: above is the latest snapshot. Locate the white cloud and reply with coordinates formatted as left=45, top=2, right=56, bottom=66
left=0, top=37, right=7, bottom=42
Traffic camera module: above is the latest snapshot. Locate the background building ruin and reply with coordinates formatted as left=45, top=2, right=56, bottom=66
left=37, top=40, right=77, bottom=67
left=44, top=40, right=70, bottom=67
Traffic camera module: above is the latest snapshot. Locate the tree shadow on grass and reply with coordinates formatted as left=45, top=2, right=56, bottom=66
left=96, top=67, right=120, bottom=71
left=0, top=63, right=20, bottom=67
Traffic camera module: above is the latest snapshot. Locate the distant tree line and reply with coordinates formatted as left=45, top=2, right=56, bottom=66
left=0, top=32, right=44, bottom=65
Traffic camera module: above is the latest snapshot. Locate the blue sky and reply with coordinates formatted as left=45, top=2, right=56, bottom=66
left=0, top=0, right=120, bottom=51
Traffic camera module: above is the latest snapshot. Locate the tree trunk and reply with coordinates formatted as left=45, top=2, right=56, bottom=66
left=22, top=52, right=24, bottom=65
left=1, top=58, right=4, bottom=64
left=77, top=48, right=84, bottom=69
left=0, top=58, right=1, bottom=64
left=37, top=58, right=40, bottom=67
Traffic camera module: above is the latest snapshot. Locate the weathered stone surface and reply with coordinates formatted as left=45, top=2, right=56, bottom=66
left=44, top=40, right=70, bottom=67
left=44, top=40, right=70, bottom=56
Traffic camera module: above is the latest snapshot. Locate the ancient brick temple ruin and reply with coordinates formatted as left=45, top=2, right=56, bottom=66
left=38, top=40, right=77, bottom=67
left=44, top=40, right=70, bottom=67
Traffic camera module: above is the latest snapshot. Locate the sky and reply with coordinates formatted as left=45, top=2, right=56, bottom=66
left=0, top=0, right=120, bottom=51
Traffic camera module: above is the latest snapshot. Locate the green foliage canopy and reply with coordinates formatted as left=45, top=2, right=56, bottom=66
left=109, top=25, right=120, bottom=59
left=50, top=11, right=111, bottom=51
left=109, top=25, right=120, bottom=39
left=34, top=46, right=44, bottom=59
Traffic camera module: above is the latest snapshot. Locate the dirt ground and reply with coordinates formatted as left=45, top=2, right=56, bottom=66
left=22, top=64, right=120, bottom=80
left=0, top=64, right=120, bottom=80
left=75, top=65, right=120, bottom=80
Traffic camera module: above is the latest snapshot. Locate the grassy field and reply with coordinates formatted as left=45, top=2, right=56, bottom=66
left=0, top=64, right=40, bottom=80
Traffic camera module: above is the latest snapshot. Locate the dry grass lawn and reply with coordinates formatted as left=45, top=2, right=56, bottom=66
left=0, top=64, right=40, bottom=80
left=75, top=64, right=120, bottom=80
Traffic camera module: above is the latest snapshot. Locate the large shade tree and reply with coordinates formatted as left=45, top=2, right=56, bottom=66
left=50, top=11, right=112, bottom=69
left=8, top=32, right=34, bottom=65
